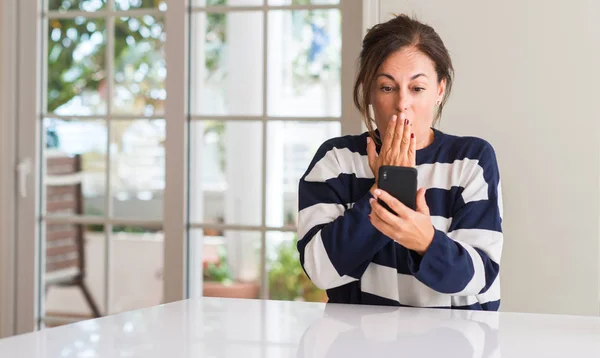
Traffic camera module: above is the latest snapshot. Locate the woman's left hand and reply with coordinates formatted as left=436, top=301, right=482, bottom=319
left=369, top=188, right=435, bottom=255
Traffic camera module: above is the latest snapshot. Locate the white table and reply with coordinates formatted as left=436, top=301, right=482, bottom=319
left=1, top=298, right=599, bottom=357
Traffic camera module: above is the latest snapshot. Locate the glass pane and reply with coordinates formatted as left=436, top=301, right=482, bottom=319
left=111, top=120, right=165, bottom=220
left=109, top=226, right=164, bottom=314
left=115, top=0, right=168, bottom=11
left=48, top=0, right=107, bottom=11
left=190, top=12, right=263, bottom=116
left=266, top=121, right=340, bottom=227
left=269, top=0, right=339, bottom=4
left=44, top=118, right=107, bottom=217
left=191, top=230, right=261, bottom=299
left=267, top=9, right=341, bottom=117
left=267, top=231, right=326, bottom=302
left=48, top=18, right=107, bottom=115
left=113, top=16, right=166, bottom=116
left=189, top=121, right=263, bottom=226
left=43, top=224, right=106, bottom=323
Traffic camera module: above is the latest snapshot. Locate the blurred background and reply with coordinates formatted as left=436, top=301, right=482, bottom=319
left=3, top=0, right=600, bottom=340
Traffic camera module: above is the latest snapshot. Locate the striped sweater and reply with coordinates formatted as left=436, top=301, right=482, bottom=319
left=297, top=128, right=503, bottom=310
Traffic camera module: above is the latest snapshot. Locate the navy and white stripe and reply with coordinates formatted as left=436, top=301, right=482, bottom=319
left=297, top=128, right=503, bottom=310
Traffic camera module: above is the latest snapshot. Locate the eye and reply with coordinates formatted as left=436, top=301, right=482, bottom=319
left=413, top=87, right=425, bottom=92
left=380, top=86, right=394, bottom=93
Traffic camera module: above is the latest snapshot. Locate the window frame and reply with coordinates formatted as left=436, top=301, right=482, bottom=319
left=10, top=0, right=366, bottom=333
left=0, top=0, right=18, bottom=339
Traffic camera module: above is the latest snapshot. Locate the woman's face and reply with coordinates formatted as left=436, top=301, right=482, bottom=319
left=369, top=47, right=446, bottom=148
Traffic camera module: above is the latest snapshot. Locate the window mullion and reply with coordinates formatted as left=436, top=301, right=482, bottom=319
left=163, top=0, right=188, bottom=304
left=103, top=0, right=115, bottom=316
left=259, top=2, right=269, bottom=300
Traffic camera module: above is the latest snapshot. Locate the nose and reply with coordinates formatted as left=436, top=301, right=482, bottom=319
left=395, top=89, right=410, bottom=114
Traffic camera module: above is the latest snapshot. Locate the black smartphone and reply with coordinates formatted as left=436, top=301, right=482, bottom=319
left=377, top=166, right=418, bottom=214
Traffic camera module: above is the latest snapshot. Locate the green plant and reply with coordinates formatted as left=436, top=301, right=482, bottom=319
left=203, top=245, right=234, bottom=285
left=268, top=235, right=326, bottom=302
left=268, top=238, right=303, bottom=300
left=112, top=226, right=159, bottom=234
left=84, top=207, right=105, bottom=232
left=47, top=0, right=166, bottom=112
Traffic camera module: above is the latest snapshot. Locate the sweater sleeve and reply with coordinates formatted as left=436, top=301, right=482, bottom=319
left=407, top=143, right=503, bottom=296
left=296, top=142, right=390, bottom=290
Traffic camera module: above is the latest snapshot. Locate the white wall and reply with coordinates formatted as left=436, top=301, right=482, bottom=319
left=379, top=0, right=600, bottom=316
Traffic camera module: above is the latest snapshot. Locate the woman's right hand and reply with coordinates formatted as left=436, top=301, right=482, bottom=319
left=366, top=113, right=416, bottom=192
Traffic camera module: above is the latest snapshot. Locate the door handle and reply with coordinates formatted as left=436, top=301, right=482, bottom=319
left=16, top=157, right=31, bottom=198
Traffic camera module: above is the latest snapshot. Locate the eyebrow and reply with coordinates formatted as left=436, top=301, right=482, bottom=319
left=376, top=73, right=428, bottom=81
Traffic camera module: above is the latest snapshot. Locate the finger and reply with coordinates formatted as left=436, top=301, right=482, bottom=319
left=370, top=197, right=401, bottom=224
left=416, top=188, right=430, bottom=215
left=408, top=132, right=416, bottom=167
left=366, top=136, right=377, bottom=174
left=399, top=117, right=411, bottom=155
left=381, top=115, right=397, bottom=154
left=398, top=111, right=407, bottom=123
left=369, top=202, right=401, bottom=239
left=373, top=188, right=412, bottom=218
left=392, top=113, right=406, bottom=155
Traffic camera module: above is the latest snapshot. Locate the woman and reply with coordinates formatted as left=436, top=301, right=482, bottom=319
left=297, top=14, right=503, bottom=310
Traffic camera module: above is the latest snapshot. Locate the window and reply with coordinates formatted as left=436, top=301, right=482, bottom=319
left=39, top=0, right=168, bottom=326
left=13, top=0, right=363, bottom=330
left=186, top=0, right=347, bottom=302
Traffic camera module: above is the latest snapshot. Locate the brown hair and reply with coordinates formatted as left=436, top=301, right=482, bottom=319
left=353, top=14, right=454, bottom=141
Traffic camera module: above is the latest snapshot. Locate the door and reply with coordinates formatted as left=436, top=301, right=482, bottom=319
left=13, top=0, right=365, bottom=333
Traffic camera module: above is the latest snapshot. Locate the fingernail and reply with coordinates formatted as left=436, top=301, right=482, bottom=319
left=405, top=119, right=409, bottom=125
left=411, top=133, right=415, bottom=139
left=374, top=189, right=381, bottom=196
left=367, top=137, right=371, bottom=144
left=369, top=198, right=374, bottom=204
left=391, top=115, right=397, bottom=122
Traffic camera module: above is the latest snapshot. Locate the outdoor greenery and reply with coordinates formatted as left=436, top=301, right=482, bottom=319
left=268, top=236, right=326, bottom=302
left=47, top=0, right=232, bottom=115
left=203, top=245, right=235, bottom=284
left=202, top=235, right=327, bottom=302
left=48, top=0, right=165, bottom=113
